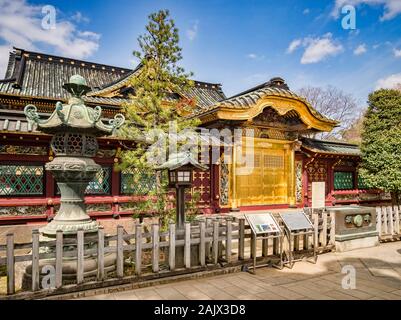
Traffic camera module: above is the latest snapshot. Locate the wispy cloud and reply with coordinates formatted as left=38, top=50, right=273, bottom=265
left=376, top=73, right=401, bottom=89
left=186, top=20, right=199, bottom=41
left=286, top=39, right=302, bottom=54
left=354, top=44, right=367, bottom=55
left=246, top=53, right=265, bottom=60
left=0, top=0, right=101, bottom=77
left=332, top=0, right=401, bottom=21
left=393, top=48, right=401, bottom=57
left=303, top=8, right=310, bottom=15
left=287, top=33, right=343, bottom=64
left=71, top=11, right=90, bottom=24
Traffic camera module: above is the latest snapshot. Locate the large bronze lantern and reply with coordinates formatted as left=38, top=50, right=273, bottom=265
left=157, top=152, right=207, bottom=228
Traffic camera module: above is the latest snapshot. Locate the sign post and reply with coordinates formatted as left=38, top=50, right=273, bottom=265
left=279, top=211, right=317, bottom=268
left=244, top=213, right=284, bottom=274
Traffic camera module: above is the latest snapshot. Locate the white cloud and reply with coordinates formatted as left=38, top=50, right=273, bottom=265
left=354, top=44, right=367, bottom=55
left=0, top=0, right=100, bottom=77
left=301, top=34, right=343, bottom=64
left=246, top=53, right=265, bottom=60
left=303, top=8, right=310, bottom=15
left=186, top=20, right=199, bottom=41
left=375, top=73, right=401, bottom=89
left=286, top=39, right=302, bottom=54
left=393, top=48, right=401, bottom=57
left=332, top=0, right=401, bottom=21
left=286, top=34, right=343, bottom=64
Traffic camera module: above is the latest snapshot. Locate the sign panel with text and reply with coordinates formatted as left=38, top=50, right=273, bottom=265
left=245, top=213, right=281, bottom=235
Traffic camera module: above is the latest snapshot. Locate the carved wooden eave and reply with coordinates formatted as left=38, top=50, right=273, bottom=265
left=197, top=95, right=338, bottom=132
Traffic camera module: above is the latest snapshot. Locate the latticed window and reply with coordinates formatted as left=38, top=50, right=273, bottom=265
left=120, top=168, right=156, bottom=195
left=334, top=171, right=354, bottom=190
left=358, top=175, right=369, bottom=190
left=55, top=166, right=111, bottom=195
left=86, top=167, right=111, bottom=195
left=0, top=165, right=44, bottom=196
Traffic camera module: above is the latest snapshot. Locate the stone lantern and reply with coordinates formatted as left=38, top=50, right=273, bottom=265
left=24, top=75, right=125, bottom=237
left=22, top=75, right=124, bottom=285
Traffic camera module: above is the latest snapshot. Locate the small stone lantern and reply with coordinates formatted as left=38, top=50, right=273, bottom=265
left=157, top=152, right=207, bottom=228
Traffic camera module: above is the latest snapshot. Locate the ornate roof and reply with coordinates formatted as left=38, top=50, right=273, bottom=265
left=194, top=78, right=336, bottom=124
left=301, top=137, right=360, bottom=156
left=0, top=48, right=226, bottom=110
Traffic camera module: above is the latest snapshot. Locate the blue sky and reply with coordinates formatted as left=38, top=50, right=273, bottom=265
left=1, top=0, right=401, bottom=110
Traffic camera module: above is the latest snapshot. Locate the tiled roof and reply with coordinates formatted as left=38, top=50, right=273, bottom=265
left=301, top=137, right=360, bottom=156
left=193, top=78, right=337, bottom=125
left=0, top=48, right=226, bottom=109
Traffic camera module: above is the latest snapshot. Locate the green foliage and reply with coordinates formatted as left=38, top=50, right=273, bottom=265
left=119, top=9, right=200, bottom=170
left=360, top=89, right=401, bottom=203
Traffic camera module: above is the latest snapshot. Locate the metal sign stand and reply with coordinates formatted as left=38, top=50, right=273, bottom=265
left=280, top=211, right=317, bottom=269
left=244, top=214, right=284, bottom=274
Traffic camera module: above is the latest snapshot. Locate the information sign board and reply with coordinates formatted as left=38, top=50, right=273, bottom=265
left=280, top=211, right=313, bottom=231
left=244, top=213, right=281, bottom=235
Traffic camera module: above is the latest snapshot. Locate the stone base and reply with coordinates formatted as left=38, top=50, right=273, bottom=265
left=335, top=233, right=379, bottom=252
left=22, top=253, right=116, bottom=290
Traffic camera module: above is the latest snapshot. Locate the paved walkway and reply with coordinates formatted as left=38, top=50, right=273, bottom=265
left=78, top=242, right=401, bottom=300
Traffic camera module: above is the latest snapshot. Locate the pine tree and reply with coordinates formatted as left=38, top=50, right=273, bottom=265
left=119, top=9, right=199, bottom=172
left=118, top=10, right=200, bottom=228
left=360, top=89, right=401, bottom=205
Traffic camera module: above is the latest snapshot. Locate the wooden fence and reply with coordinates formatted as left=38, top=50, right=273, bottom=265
left=0, top=212, right=336, bottom=297
left=376, top=206, right=401, bottom=240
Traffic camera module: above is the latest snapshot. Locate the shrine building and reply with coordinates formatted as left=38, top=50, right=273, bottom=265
left=0, top=48, right=390, bottom=225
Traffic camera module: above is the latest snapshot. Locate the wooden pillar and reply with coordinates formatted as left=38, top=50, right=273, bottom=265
left=287, top=143, right=296, bottom=207
left=230, top=144, right=239, bottom=211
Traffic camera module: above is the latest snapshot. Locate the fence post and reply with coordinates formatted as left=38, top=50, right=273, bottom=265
left=169, top=223, right=176, bottom=271
left=388, top=206, right=394, bottom=236
left=152, top=224, right=160, bottom=273
left=6, top=233, right=15, bottom=295
left=238, top=218, right=245, bottom=260
left=31, top=229, right=40, bottom=292
left=382, top=206, right=388, bottom=235
left=329, top=211, right=336, bottom=246
left=55, top=230, right=63, bottom=288
left=199, top=221, right=206, bottom=267
left=376, top=207, right=382, bottom=238
left=77, top=229, right=84, bottom=284
left=321, top=211, right=328, bottom=249
left=135, top=224, right=142, bottom=276
left=313, top=213, right=319, bottom=250
left=205, top=218, right=212, bottom=262
left=226, top=220, right=232, bottom=263
left=394, top=206, right=400, bottom=235
left=97, top=227, right=104, bottom=281
left=212, top=220, right=219, bottom=264
left=117, top=225, right=124, bottom=278
left=251, top=232, right=256, bottom=258
left=184, top=222, right=191, bottom=268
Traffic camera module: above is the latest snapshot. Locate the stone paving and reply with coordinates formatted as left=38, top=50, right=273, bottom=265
left=78, top=241, right=401, bottom=300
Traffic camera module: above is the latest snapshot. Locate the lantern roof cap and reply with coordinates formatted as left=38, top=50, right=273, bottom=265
left=24, top=75, right=125, bottom=136
left=156, top=152, right=208, bottom=171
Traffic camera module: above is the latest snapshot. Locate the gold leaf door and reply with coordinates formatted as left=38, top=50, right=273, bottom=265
left=236, top=141, right=289, bottom=206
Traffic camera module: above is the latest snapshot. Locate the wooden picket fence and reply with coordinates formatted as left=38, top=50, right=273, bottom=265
left=376, top=206, right=401, bottom=240
left=0, top=212, right=335, bottom=298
